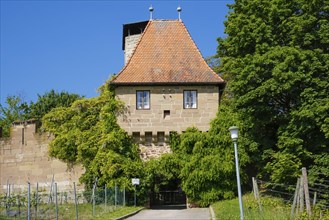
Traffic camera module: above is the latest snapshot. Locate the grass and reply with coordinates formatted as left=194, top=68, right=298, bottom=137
left=212, top=193, right=291, bottom=220
left=212, top=193, right=329, bottom=220
left=0, top=204, right=143, bottom=220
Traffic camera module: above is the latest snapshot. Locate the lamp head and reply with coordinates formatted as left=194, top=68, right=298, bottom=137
left=229, top=126, right=239, bottom=141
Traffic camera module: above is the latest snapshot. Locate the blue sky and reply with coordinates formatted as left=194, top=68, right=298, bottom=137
left=1, top=0, right=233, bottom=105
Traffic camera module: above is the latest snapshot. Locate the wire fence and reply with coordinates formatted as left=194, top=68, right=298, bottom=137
left=0, top=181, right=137, bottom=220
left=256, top=177, right=329, bottom=210
left=253, top=168, right=329, bottom=219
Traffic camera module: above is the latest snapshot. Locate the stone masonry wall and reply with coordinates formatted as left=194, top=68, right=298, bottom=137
left=124, top=34, right=142, bottom=65
left=115, top=85, right=220, bottom=159
left=0, top=122, right=84, bottom=192
left=116, top=85, right=219, bottom=134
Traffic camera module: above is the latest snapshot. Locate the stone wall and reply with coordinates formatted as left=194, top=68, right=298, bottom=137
left=0, top=84, right=219, bottom=183
left=139, top=144, right=171, bottom=160
left=0, top=122, right=84, bottom=192
left=124, top=34, right=142, bottom=65
left=115, top=85, right=220, bottom=158
left=116, top=85, right=219, bottom=134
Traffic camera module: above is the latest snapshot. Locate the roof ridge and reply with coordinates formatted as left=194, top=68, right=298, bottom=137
left=152, top=19, right=180, bottom=21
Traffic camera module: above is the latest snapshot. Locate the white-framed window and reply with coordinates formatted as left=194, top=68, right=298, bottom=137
left=136, top=91, right=150, bottom=110
left=183, top=90, right=197, bottom=109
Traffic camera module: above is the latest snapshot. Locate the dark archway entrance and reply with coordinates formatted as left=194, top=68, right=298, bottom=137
left=150, top=189, right=186, bottom=209
left=150, top=176, right=186, bottom=209
left=147, top=155, right=186, bottom=209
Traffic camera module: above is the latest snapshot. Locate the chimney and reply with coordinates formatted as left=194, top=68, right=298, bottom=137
left=122, top=21, right=148, bottom=65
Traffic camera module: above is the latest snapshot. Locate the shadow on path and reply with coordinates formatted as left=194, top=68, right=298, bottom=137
left=150, top=204, right=187, bottom=210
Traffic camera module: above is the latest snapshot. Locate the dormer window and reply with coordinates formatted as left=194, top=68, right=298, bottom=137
left=184, top=90, right=197, bottom=109
left=136, top=91, right=150, bottom=110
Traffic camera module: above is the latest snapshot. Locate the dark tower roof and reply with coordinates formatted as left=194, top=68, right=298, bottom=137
left=122, top=20, right=148, bottom=50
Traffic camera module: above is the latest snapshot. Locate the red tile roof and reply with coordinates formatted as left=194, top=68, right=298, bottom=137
left=110, top=20, right=224, bottom=85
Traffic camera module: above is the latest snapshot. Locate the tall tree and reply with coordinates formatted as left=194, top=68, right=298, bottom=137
left=30, top=89, right=82, bottom=123
left=0, top=90, right=82, bottom=137
left=217, top=0, right=329, bottom=183
left=167, top=98, right=253, bottom=206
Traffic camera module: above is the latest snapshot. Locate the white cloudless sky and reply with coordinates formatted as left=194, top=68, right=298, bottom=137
left=0, top=0, right=233, bottom=105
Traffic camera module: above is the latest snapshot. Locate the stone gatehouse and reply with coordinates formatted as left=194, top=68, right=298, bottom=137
left=110, top=19, right=225, bottom=159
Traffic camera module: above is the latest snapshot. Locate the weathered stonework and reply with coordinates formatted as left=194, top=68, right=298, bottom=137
left=0, top=122, right=84, bottom=192
left=124, top=34, right=142, bottom=65
left=139, top=145, right=171, bottom=160
left=116, top=85, right=219, bottom=135
left=115, top=85, right=220, bottom=158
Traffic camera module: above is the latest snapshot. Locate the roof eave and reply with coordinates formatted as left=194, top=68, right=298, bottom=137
left=109, top=81, right=225, bottom=86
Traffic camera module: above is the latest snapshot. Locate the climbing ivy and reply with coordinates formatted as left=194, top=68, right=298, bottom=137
left=42, top=82, right=142, bottom=189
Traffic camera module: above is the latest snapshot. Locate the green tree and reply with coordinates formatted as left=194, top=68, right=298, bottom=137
left=0, top=95, right=30, bottom=137
left=0, top=90, right=82, bottom=137
left=143, top=153, right=182, bottom=196
left=42, top=82, right=142, bottom=189
left=30, top=89, right=82, bottom=124
left=176, top=128, right=238, bottom=207
left=217, top=0, right=329, bottom=183
left=167, top=97, right=254, bottom=206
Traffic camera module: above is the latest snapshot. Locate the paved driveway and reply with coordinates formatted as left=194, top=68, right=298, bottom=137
left=126, top=208, right=210, bottom=219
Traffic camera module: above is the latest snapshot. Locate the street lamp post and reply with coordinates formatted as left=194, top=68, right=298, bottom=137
left=229, top=126, right=244, bottom=220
